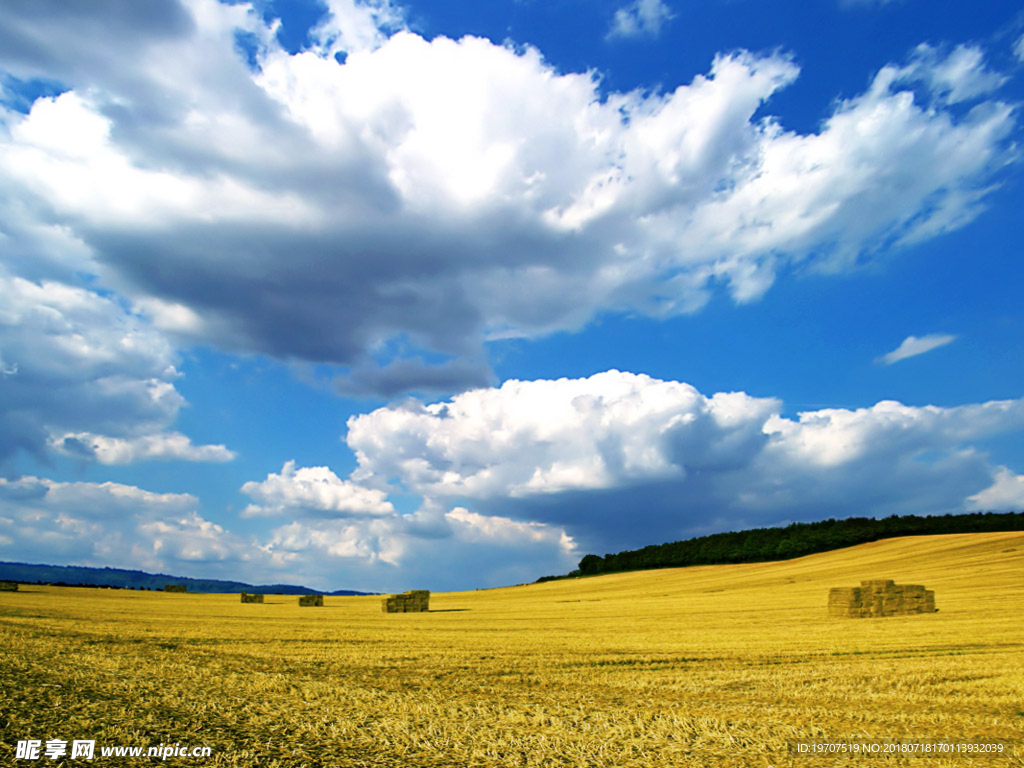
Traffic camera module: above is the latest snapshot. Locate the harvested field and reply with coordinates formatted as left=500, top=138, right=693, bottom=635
left=1, top=532, right=1022, bottom=767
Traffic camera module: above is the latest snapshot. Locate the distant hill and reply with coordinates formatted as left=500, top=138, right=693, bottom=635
left=0, top=561, right=375, bottom=595
left=540, top=510, right=1024, bottom=582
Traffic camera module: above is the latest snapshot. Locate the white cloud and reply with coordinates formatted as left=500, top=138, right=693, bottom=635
left=608, top=0, right=675, bottom=40
left=968, top=468, right=1024, bottom=510
left=0, top=272, right=191, bottom=464
left=0, top=471, right=575, bottom=591
left=0, top=2, right=1015, bottom=393
left=234, top=457, right=580, bottom=588
left=312, top=0, right=405, bottom=56
left=5, top=366, right=1023, bottom=590
left=240, top=460, right=395, bottom=518
left=0, top=475, right=197, bottom=513
left=347, top=371, right=778, bottom=498
left=0, top=475, right=241, bottom=572
left=894, top=44, right=1007, bottom=104
left=49, top=431, right=235, bottom=464
left=446, top=506, right=576, bottom=550
left=3, top=90, right=319, bottom=229
left=0, top=246, right=240, bottom=473
left=761, top=398, right=1024, bottom=468
left=877, top=333, right=957, bottom=365
left=1014, top=33, right=1024, bottom=63
left=132, top=297, right=206, bottom=336
left=347, top=371, right=1024, bottom=552
left=0, top=269, right=234, bottom=469
left=256, top=502, right=577, bottom=590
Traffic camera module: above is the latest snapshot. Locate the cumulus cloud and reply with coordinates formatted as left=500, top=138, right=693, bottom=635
left=240, top=460, right=395, bottom=518
left=0, top=475, right=240, bottom=572
left=0, top=90, right=236, bottom=470
left=968, top=468, right=1024, bottom=510
left=608, top=0, right=674, bottom=40
left=49, top=431, right=235, bottom=464
left=347, top=371, right=1024, bottom=552
left=0, top=470, right=575, bottom=591
left=5, top=365, right=1023, bottom=589
left=348, top=371, right=778, bottom=498
left=0, top=1, right=1015, bottom=395
left=0, top=272, right=188, bottom=464
left=877, top=333, right=957, bottom=365
left=256, top=502, right=577, bottom=590
left=235, top=460, right=577, bottom=589
left=0, top=269, right=235, bottom=469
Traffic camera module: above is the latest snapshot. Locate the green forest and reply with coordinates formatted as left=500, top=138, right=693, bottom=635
left=541, top=511, right=1024, bottom=581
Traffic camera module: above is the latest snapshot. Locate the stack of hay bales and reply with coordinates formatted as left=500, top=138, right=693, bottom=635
left=381, top=589, right=430, bottom=613
left=0, top=581, right=18, bottom=592
left=828, top=579, right=936, bottom=618
left=240, top=592, right=264, bottom=603
left=163, top=584, right=187, bottom=593
left=827, top=587, right=862, bottom=618
left=298, top=594, right=324, bottom=607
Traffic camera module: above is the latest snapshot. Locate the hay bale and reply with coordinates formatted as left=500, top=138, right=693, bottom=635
left=922, top=590, right=937, bottom=613
left=163, top=584, right=187, bottom=593
left=382, top=589, right=430, bottom=613
left=861, top=579, right=895, bottom=590
left=830, top=579, right=936, bottom=618
left=299, top=594, right=323, bottom=607
left=828, top=587, right=860, bottom=603
left=241, top=592, right=264, bottom=603
left=828, top=587, right=863, bottom=617
left=0, top=581, right=18, bottom=592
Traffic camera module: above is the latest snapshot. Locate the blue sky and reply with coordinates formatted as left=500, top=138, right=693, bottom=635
left=0, top=0, right=1022, bottom=592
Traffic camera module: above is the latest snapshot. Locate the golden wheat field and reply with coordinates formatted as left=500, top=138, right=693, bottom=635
left=2, top=532, right=1022, bottom=767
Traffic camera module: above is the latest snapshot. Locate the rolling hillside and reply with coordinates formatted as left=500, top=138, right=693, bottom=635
left=437, top=531, right=1024, bottom=657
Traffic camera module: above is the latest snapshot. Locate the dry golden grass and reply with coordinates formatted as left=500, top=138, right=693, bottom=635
left=1, top=532, right=1022, bottom=766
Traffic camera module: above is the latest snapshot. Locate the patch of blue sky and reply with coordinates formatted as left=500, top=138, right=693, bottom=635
left=233, top=29, right=264, bottom=70
left=248, top=0, right=330, bottom=53
left=0, top=74, right=67, bottom=114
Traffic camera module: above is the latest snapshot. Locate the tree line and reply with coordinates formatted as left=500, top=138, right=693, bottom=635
left=538, top=511, right=1024, bottom=581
